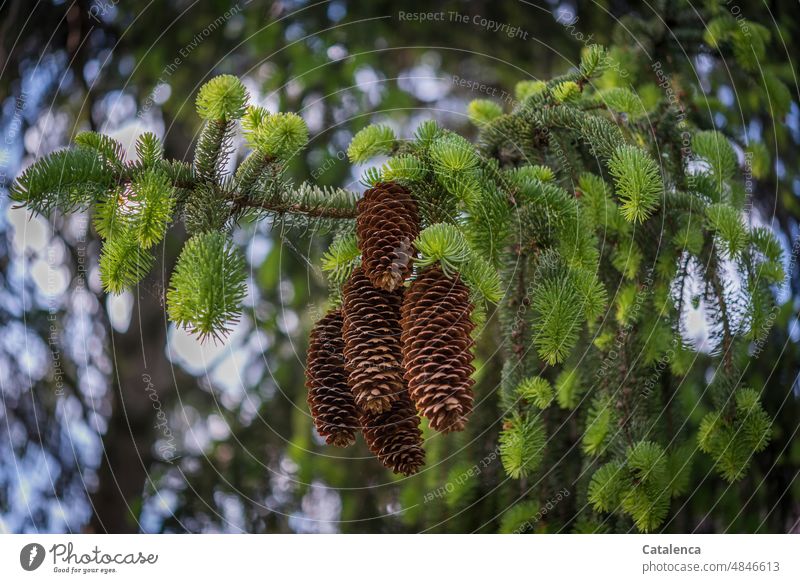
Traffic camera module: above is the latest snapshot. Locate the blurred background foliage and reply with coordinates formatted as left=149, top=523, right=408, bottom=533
left=0, top=0, right=798, bottom=533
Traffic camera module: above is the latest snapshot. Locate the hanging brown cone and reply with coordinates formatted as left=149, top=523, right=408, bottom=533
left=401, top=267, right=476, bottom=433
left=356, top=181, right=420, bottom=291
left=342, top=267, right=405, bottom=414
left=361, top=389, right=425, bottom=476
left=305, top=309, right=359, bottom=447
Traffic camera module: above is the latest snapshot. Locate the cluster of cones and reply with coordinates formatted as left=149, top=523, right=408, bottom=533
left=305, top=182, right=476, bottom=475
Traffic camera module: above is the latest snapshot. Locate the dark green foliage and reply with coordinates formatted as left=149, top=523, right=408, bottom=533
left=135, top=132, right=163, bottom=167
left=698, top=389, right=772, bottom=482
left=588, top=441, right=672, bottom=532
left=499, top=500, right=540, bottom=533
left=193, top=119, right=234, bottom=184
left=74, top=131, right=125, bottom=169
left=10, top=147, right=117, bottom=214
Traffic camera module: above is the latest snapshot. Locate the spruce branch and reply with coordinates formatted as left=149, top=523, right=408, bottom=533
left=196, top=74, right=248, bottom=121
left=320, top=233, right=360, bottom=285
left=415, top=223, right=502, bottom=303
left=167, top=231, right=247, bottom=342
left=692, top=130, right=737, bottom=192
left=608, top=145, right=663, bottom=223
left=499, top=411, right=546, bottom=479
left=517, top=377, right=554, bottom=409
left=698, top=389, right=772, bottom=482
left=243, top=105, right=308, bottom=160
left=467, top=99, right=504, bottom=126
left=347, top=124, right=397, bottom=162
left=74, top=131, right=125, bottom=169
left=99, top=234, right=155, bottom=294
left=10, top=147, right=117, bottom=214
left=128, top=169, right=176, bottom=248
left=578, top=44, right=609, bottom=80
left=135, top=132, right=163, bottom=167
left=413, top=119, right=442, bottom=149
left=705, top=203, right=747, bottom=258
left=233, top=182, right=358, bottom=220
left=380, top=154, right=427, bottom=183
left=193, top=118, right=234, bottom=183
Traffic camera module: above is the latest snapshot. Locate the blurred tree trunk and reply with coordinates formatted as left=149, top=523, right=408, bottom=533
left=88, top=239, right=188, bottom=533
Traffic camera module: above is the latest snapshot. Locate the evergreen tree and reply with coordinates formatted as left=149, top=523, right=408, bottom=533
left=8, top=3, right=792, bottom=533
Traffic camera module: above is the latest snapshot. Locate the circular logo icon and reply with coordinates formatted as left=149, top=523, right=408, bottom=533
left=20, top=543, right=46, bottom=571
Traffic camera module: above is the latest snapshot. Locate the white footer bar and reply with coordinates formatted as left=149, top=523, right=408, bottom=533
left=1, top=534, right=797, bottom=581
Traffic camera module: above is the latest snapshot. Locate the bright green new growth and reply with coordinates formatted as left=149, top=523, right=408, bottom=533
left=514, top=79, right=546, bottom=101
left=243, top=107, right=309, bottom=160
left=511, top=164, right=555, bottom=183
left=10, top=147, right=118, bottom=214
left=347, top=124, right=396, bottom=162
left=414, top=222, right=471, bottom=275
left=430, top=134, right=480, bottom=173
left=320, top=233, right=360, bottom=285
left=598, top=87, right=647, bottom=120
left=579, top=44, right=608, bottom=78
left=380, top=155, right=426, bottom=182
left=517, top=377, right=554, bottom=409
left=705, top=203, right=747, bottom=258
left=608, top=145, right=663, bottom=223
left=528, top=250, right=605, bottom=365
left=10, top=75, right=337, bottom=341
left=167, top=231, right=247, bottom=342
left=128, top=170, right=176, bottom=249
left=414, top=223, right=502, bottom=303
left=196, top=75, right=248, bottom=120
left=555, top=368, right=582, bottom=410
left=582, top=397, right=612, bottom=455
left=499, top=412, right=545, bottom=479
left=467, top=99, right=503, bottom=126
left=552, top=81, right=581, bottom=103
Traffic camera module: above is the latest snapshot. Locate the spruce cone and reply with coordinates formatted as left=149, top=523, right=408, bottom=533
left=305, top=309, right=359, bottom=447
left=401, top=267, right=476, bottom=433
left=356, top=182, right=419, bottom=291
left=361, top=389, right=425, bottom=475
left=342, top=267, right=405, bottom=414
